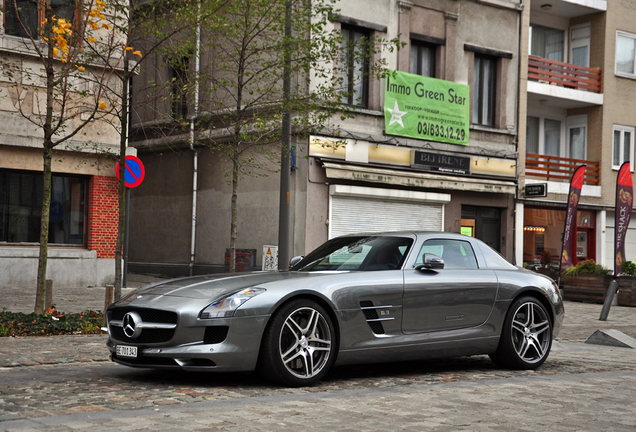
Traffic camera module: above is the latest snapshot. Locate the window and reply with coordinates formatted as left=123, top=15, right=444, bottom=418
left=0, top=170, right=86, bottom=245
left=530, top=25, right=565, bottom=62
left=4, top=0, right=77, bottom=40
left=416, top=239, right=478, bottom=270
left=613, top=125, right=634, bottom=170
left=340, top=26, right=369, bottom=108
left=169, top=56, right=189, bottom=119
left=472, top=54, right=496, bottom=127
left=410, top=41, right=435, bottom=77
left=526, top=115, right=587, bottom=160
left=616, top=31, right=636, bottom=77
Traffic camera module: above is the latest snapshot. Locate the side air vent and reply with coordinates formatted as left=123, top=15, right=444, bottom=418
left=359, top=301, right=395, bottom=335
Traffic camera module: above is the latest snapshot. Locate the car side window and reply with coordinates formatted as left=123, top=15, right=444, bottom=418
left=415, top=239, right=478, bottom=269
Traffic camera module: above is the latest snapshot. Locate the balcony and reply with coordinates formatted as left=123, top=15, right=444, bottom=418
left=527, top=56, right=604, bottom=109
left=525, top=153, right=599, bottom=185
left=530, top=0, right=606, bottom=18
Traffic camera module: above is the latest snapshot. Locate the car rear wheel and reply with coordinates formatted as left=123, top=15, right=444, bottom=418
left=490, top=296, right=552, bottom=369
left=258, top=299, right=336, bottom=387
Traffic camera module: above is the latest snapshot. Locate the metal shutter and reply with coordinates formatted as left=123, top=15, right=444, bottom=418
left=330, top=195, right=443, bottom=238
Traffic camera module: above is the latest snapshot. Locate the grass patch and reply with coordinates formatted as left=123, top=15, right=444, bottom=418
left=0, top=308, right=104, bottom=337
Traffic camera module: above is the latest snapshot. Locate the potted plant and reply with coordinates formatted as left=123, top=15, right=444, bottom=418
left=561, top=260, right=612, bottom=304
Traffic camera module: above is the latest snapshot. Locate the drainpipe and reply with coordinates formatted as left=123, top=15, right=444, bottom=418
left=189, top=0, right=202, bottom=276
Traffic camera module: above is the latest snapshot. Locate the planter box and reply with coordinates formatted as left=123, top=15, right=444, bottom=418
left=561, top=275, right=636, bottom=306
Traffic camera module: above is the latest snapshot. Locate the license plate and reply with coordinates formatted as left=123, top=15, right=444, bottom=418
left=116, top=345, right=138, bottom=358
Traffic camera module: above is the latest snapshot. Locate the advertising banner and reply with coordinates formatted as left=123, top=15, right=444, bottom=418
left=560, top=165, right=586, bottom=270
left=384, top=70, right=470, bottom=145
left=615, top=162, right=633, bottom=275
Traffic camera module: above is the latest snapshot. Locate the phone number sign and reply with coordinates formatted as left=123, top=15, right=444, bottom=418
left=116, top=155, right=145, bottom=188
left=384, top=70, right=470, bottom=146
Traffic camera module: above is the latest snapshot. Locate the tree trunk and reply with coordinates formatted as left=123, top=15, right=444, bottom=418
left=230, top=144, right=239, bottom=273
left=35, top=146, right=54, bottom=314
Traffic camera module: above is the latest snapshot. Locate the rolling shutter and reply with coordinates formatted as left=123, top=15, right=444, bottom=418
left=330, top=195, right=443, bottom=238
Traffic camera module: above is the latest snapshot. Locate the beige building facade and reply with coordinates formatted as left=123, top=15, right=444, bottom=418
left=128, top=0, right=523, bottom=274
left=517, top=0, right=636, bottom=272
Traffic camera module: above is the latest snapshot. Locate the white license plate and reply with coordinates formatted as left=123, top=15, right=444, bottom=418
left=116, top=345, right=138, bottom=358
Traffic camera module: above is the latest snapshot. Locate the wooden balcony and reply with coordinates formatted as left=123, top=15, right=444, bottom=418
left=528, top=56, right=602, bottom=93
left=525, top=153, right=599, bottom=185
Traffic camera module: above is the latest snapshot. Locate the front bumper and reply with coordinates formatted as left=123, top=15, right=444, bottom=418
left=107, top=313, right=269, bottom=372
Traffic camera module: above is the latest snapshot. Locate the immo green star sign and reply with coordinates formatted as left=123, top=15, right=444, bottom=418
left=384, top=70, right=470, bottom=146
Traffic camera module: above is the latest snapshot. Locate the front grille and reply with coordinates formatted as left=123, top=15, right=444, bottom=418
left=110, top=327, right=175, bottom=344
left=109, top=307, right=178, bottom=343
left=204, top=326, right=229, bottom=344
left=110, top=307, right=177, bottom=324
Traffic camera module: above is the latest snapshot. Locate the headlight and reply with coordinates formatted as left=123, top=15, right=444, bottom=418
left=199, top=288, right=266, bottom=319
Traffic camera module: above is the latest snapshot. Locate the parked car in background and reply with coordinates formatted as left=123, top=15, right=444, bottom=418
left=106, top=232, right=564, bottom=387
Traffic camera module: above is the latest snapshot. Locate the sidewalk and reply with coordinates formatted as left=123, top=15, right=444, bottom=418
left=0, top=273, right=170, bottom=314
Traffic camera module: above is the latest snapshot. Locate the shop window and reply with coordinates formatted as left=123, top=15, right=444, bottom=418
left=0, top=170, right=86, bottom=245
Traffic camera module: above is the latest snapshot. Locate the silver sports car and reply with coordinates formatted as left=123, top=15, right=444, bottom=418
left=106, top=232, right=564, bottom=387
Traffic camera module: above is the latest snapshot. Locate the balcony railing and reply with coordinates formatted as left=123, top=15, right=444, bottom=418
left=525, top=153, right=599, bottom=185
left=528, top=56, right=602, bottom=93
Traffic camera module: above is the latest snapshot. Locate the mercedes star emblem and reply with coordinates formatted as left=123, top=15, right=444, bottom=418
left=122, top=311, right=142, bottom=339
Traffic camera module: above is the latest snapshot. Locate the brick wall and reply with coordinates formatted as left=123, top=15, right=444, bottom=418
left=88, top=176, right=119, bottom=259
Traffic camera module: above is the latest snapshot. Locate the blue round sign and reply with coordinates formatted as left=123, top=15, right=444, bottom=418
left=116, top=155, right=145, bottom=188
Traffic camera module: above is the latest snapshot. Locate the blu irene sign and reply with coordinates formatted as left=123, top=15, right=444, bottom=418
left=384, top=70, right=470, bottom=146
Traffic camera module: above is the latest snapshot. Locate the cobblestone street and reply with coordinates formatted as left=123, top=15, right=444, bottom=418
left=2, top=284, right=636, bottom=431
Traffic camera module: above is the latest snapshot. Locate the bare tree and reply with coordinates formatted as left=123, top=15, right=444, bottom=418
left=195, top=0, right=399, bottom=271
left=0, top=0, right=129, bottom=313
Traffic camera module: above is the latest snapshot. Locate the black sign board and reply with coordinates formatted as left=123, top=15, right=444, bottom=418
left=525, top=183, right=547, bottom=197
left=412, top=151, right=470, bottom=175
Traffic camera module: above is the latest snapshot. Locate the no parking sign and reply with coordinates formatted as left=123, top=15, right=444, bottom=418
left=116, top=155, right=145, bottom=188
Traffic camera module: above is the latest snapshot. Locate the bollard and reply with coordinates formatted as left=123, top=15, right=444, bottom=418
left=600, top=279, right=619, bottom=321
left=44, top=280, right=53, bottom=311
left=104, top=285, right=114, bottom=326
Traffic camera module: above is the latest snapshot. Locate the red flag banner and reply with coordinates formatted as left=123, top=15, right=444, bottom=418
left=615, top=162, right=634, bottom=275
left=560, top=165, right=586, bottom=270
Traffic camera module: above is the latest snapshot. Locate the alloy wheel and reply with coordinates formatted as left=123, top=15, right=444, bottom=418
left=510, top=301, right=551, bottom=364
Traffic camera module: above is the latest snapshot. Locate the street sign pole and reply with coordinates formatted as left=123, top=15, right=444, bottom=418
left=123, top=187, right=130, bottom=287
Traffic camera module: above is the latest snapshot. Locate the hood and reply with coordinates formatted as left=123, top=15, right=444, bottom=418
left=123, top=271, right=315, bottom=301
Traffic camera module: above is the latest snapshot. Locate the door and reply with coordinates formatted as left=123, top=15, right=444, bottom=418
left=402, top=238, right=498, bottom=334
left=570, top=24, right=591, bottom=68
left=462, top=206, right=502, bottom=252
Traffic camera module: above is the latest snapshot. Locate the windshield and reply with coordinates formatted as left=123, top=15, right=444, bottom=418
left=291, top=236, right=413, bottom=272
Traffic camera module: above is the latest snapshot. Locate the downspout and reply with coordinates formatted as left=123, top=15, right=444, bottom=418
left=189, top=0, right=202, bottom=276
left=514, top=0, right=525, bottom=267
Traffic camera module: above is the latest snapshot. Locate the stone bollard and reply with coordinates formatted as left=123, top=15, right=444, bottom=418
left=104, top=285, right=114, bottom=326
left=44, top=280, right=53, bottom=311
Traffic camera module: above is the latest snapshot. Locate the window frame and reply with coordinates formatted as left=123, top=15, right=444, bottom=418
left=615, top=30, right=636, bottom=79
left=472, top=54, right=497, bottom=127
left=526, top=113, right=588, bottom=160
left=3, top=0, right=79, bottom=40
left=340, top=24, right=370, bottom=108
left=410, top=40, right=436, bottom=78
left=0, top=169, right=88, bottom=245
left=612, top=124, right=635, bottom=171
left=169, top=55, right=190, bottom=120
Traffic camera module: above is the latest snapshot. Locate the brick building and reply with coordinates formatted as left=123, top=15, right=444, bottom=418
left=0, top=3, right=120, bottom=288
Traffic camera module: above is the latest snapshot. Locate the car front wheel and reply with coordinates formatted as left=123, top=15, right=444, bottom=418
left=258, top=299, right=336, bottom=387
left=490, top=296, right=552, bottom=369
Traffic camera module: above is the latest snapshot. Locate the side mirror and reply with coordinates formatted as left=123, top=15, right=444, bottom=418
left=415, top=253, right=444, bottom=270
left=289, top=255, right=304, bottom=268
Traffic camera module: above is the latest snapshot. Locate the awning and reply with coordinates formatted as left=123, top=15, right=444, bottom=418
left=321, top=161, right=517, bottom=195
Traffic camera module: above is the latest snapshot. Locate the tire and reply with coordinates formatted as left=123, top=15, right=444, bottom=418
left=490, top=296, right=552, bottom=370
left=258, top=299, right=336, bottom=387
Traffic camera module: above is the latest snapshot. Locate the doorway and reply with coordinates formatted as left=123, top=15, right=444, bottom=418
left=461, top=205, right=501, bottom=252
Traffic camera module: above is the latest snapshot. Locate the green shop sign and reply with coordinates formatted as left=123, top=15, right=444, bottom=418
left=384, top=70, right=470, bottom=146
